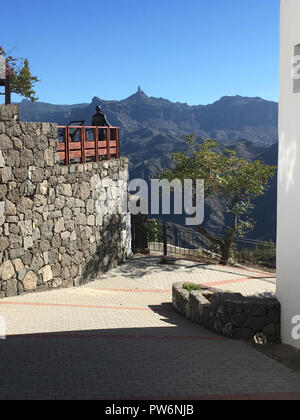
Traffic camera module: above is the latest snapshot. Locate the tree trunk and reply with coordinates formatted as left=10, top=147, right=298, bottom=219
left=219, top=240, right=232, bottom=265
left=196, top=224, right=236, bottom=266
left=219, top=226, right=236, bottom=265
left=196, top=225, right=223, bottom=248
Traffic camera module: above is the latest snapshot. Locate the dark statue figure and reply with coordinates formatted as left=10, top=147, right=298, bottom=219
left=92, top=105, right=110, bottom=140
left=92, top=105, right=110, bottom=127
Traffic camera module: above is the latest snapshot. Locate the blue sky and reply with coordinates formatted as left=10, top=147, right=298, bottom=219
left=1, top=0, right=280, bottom=105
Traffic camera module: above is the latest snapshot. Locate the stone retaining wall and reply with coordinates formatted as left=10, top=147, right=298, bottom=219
left=0, top=115, right=131, bottom=298
left=172, top=282, right=281, bottom=343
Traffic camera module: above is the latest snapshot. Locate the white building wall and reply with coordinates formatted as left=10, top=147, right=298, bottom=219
left=277, top=0, right=300, bottom=349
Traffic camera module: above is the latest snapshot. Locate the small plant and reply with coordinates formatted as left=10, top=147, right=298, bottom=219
left=147, top=219, right=163, bottom=243
left=182, top=282, right=202, bottom=292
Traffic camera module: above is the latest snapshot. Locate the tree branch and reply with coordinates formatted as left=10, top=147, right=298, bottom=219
left=196, top=225, right=224, bottom=247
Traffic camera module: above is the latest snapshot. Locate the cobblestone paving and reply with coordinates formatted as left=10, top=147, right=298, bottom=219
left=0, top=256, right=299, bottom=400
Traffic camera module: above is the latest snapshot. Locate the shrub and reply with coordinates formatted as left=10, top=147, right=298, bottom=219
left=147, top=219, right=163, bottom=243
left=182, top=283, right=202, bottom=292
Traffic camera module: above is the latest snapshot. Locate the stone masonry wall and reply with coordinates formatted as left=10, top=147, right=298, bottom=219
left=173, top=282, right=281, bottom=343
left=0, top=117, right=131, bottom=298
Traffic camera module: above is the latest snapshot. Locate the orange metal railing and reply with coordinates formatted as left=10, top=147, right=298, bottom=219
left=57, top=125, right=120, bottom=165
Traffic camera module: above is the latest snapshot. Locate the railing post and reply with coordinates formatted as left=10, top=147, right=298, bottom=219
left=117, top=128, right=120, bottom=158
left=94, top=127, right=99, bottom=162
left=163, top=220, right=167, bottom=257
left=106, top=127, right=111, bottom=160
left=65, top=126, right=70, bottom=166
left=80, top=126, right=86, bottom=163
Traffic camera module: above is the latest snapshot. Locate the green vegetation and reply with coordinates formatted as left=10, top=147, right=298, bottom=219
left=233, top=240, right=276, bottom=269
left=182, top=283, right=202, bottom=292
left=0, top=46, right=39, bottom=101
left=147, top=219, right=163, bottom=242
left=161, top=136, right=276, bottom=265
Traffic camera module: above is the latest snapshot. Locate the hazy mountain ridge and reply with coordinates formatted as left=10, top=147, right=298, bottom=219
left=19, top=89, right=278, bottom=180
left=20, top=88, right=278, bottom=145
left=19, top=90, right=278, bottom=241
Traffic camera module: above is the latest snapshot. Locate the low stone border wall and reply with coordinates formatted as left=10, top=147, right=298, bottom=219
left=172, top=282, right=281, bottom=343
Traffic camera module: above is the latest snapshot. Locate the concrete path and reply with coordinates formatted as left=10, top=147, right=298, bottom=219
left=0, top=256, right=300, bottom=400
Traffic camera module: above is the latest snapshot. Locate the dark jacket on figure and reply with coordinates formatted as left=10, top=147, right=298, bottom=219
left=92, top=111, right=110, bottom=127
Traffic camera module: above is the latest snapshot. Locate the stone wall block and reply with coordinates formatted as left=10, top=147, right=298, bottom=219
left=23, top=271, right=38, bottom=290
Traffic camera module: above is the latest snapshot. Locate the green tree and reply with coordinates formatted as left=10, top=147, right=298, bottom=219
left=160, top=135, right=276, bottom=265
left=0, top=46, right=39, bottom=101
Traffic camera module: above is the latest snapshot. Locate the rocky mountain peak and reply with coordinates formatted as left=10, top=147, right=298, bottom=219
left=124, top=86, right=148, bottom=102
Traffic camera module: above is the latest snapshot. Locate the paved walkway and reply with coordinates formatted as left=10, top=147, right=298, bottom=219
left=0, top=256, right=300, bottom=400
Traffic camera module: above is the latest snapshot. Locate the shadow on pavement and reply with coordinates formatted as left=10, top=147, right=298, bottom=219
left=1, top=319, right=300, bottom=399
left=98, top=256, right=187, bottom=280
left=0, top=324, right=227, bottom=400
left=102, top=256, right=276, bottom=283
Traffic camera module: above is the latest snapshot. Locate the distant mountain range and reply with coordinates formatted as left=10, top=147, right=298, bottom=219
left=18, top=89, right=278, bottom=242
